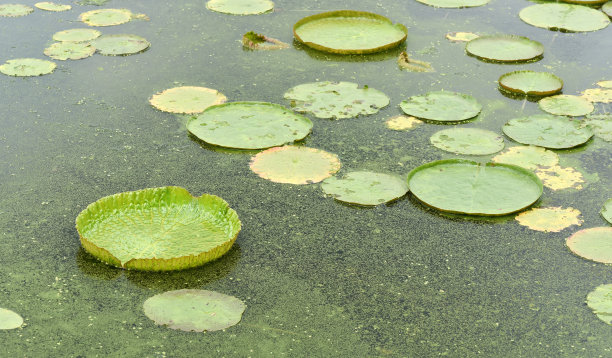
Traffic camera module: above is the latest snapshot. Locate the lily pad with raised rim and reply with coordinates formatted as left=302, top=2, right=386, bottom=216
left=502, top=114, right=593, bottom=149
left=206, top=0, right=273, bottom=15
left=0, top=4, right=33, bottom=17
left=416, top=0, right=490, bottom=8
left=466, top=35, right=544, bottom=63
left=44, top=42, right=95, bottom=60
left=587, top=284, right=612, bottom=325
left=149, top=86, right=227, bottom=114
left=53, top=28, right=101, bottom=42
left=321, top=171, right=408, bottom=206
left=492, top=146, right=559, bottom=170
left=602, top=199, right=612, bottom=224
left=35, top=2, right=71, bottom=11
left=585, top=115, right=612, bottom=141
left=538, top=95, right=594, bottom=116
left=0, top=308, right=23, bottom=329
left=430, top=128, right=504, bottom=155
left=566, top=227, right=612, bottom=264
left=515, top=207, right=583, bottom=232
left=80, top=8, right=134, bottom=26
left=519, top=3, right=610, bottom=32
left=0, top=58, right=56, bottom=77
left=91, top=34, right=150, bottom=56
left=75, top=186, right=241, bottom=271
left=499, top=71, right=563, bottom=96
left=400, top=91, right=482, bottom=122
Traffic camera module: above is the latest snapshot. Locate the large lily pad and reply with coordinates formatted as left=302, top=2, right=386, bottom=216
left=399, top=91, right=482, bottom=122
left=519, top=3, right=610, bottom=32
left=44, top=42, right=95, bottom=60
left=416, top=0, right=490, bottom=8
left=407, top=159, right=543, bottom=216
left=515, top=207, right=583, bottom=232
left=91, top=34, right=150, bottom=56
left=206, top=0, right=273, bottom=15
left=75, top=186, right=241, bottom=271
left=492, top=146, right=559, bottom=170
left=149, top=86, right=227, bottom=114
left=538, top=95, right=594, bottom=116
left=321, top=171, right=408, bottom=206
left=602, top=199, right=612, bottom=224
left=502, top=114, right=593, bottom=149
left=293, top=10, right=407, bottom=55
left=430, top=128, right=504, bottom=155
left=535, top=165, right=584, bottom=191
left=80, top=8, right=133, bottom=26
left=53, top=28, right=101, bottom=42
left=499, top=71, right=563, bottom=96
left=585, top=115, right=612, bottom=141
left=242, top=31, right=288, bottom=50
left=582, top=88, right=612, bottom=103
left=0, top=4, right=33, bottom=17
left=0, top=308, right=23, bottom=329
left=143, top=289, right=246, bottom=332
left=283, top=81, right=389, bottom=119
left=566, top=227, right=612, bottom=264
left=0, top=58, right=56, bottom=77
left=35, top=2, right=71, bottom=11
left=466, top=35, right=544, bottom=62
left=187, top=102, right=312, bottom=149
left=587, top=284, right=612, bottom=325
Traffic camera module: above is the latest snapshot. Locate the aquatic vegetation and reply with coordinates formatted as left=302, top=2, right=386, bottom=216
left=399, top=91, right=482, bottom=122
left=149, top=86, right=227, bottom=114
left=0, top=58, right=56, bottom=76
left=604, top=2, right=612, bottom=17
left=515, top=207, right=583, bottom=232
left=34, top=2, right=71, bottom=11
left=75, top=186, right=241, bottom=271
left=566, top=227, right=612, bottom=264
left=492, top=145, right=559, bottom=171
left=585, top=115, right=612, bottom=141
left=586, top=284, right=612, bottom=326
left=598, top=80, right=612, bottom=88
left=143, top=289, right=246, bottom=332
left=242, top=31, right=288, bottom=50
left=44, top=42, right=95, bottom=60
left=560, top=0, right=608, bottom=5
left=52, top=28, right=101, bottom=42
left=430, top=128, right=504, bottom=155
left=77, top=0, right=108, bottom=5
left=602, top=199, right=612, bottom=224
left=416, top=0, right=490, bottom=8
left=535, top=165, right=585, bottom=191
left=0, top=4, right=33, bottom=17
left=293, top=10, right=407, bottom=55
left=502, top=114, right=593, bottom=149
left=385, top=115, right=423, bottom=131
left=0, top=308, right=23, bottom=329
left=445, top=31, right=479, bottom=42
left=80, top=8, right=138, bottom=26
left=321, top=171, right=408, bottom=206
left=465, top=35, right=544, bottom=63
left=581, top=88, right=612, bottom=103
left=397, top=52, right=434, bottom=72
left=206, top=0, right=273, bottom=15
left=519, top=3, right=610, bottom=32
left=91, top=34, right=150, bottom=56
left=498, top=71, right=563, bottom=96
left=538, top=95, right=594, bottom=117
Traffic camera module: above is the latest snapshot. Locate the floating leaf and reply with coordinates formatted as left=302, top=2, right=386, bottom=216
left=321, top=171, right=408, bottom=206
left=585, top=115, right=612, bottom=141
left=0, top=4, right=33, bottom=17
left=35, top=2, right=71, bottom=11
left=385, top=115, right=423, bottom=131
left=502, top=114, right=593, bottom=149
left=249, top=146, right=341, bottom=184
left=53, top=28, right=101, bottom=42
left=399, top=91, right=482, bottom=122
left=75, top=186, right=241, bottom=271
left=519, top=3, right=609, bottom=32
left=430, top=128, right=504, bottom=155
left=597, top=80, right=612, bottom=88
left=0, top=308, right=23, bottom=329
left=0, top=58, right=56, bottom=77
left=604, top=2, right=612, bottom=17
left=581, top=88, right=612, bottom=103
left=206, top=0, right=273, bottom=15
left=80, top=8, right=133, bottom=26
left=491, top=145, right=559, bottom=170
left=586, top=284, right=612, bottom=325
left=397, top=52, right=434, bottom=72
left=44, top=42, right=95, bottom=60
left=446, top=31, right=479, bottom=42
left=91, top=34, right=150, bottom=56
left=498, top=71, right=563, bottom=96
left=535, top=165, right=584, bottom=190
left=143, top=289, right=246, bottom=332
left=242, top=31, right=288, bottom=50
left=566, top=227, right=612, bottom=264
left=407, top=159, right=543, bottom=216
left=559, top=0, right=608, bottom=5
left=416, top=0, right=490, bottom=8
left=284, top=81, right=389, bottom=119
left=466, top=35, right=543, bottom=63
left=538, top=95, right=594, bottom=116
left=602, top=199, right=612, bottom=224
left=515, top=207, right=583, bottom=232
left=149, top=86, right=227, bottom=114
left=293, top=10, right=407, bottom=54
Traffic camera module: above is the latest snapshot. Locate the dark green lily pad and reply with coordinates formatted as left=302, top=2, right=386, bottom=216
left=465, top=35, right=544, bottom=62
left=538, top=95, right=594, bottom=116
left=0, top=4, right=33, bottom=17
left=187, top=102, right=312, bottom=149
left=206, top=0, right=273, bottom=15
left=585, top=114, right=612, bottom=141
left=91, top=34, right=150, bottom=56
left=0, top=308, right=23, bottom=329
left=499, top=71, right=563, bottom=96
left=566, top=227, right=612, bottom=264
left=430, top=128, right=504, bottom=155
left=35, top=2, right=71, bottom=11
left=53, top=28, right=101, bottom=42
left=587, top=284, right=612, bottom=325
left=143, top=289, right=246, bottom=332
left=44, top=42, right=95, bottom=60
left=416, top=0, right=490, bottom=8
left=399, top=91, right=482, bottom=122
left=503, top=114, right=593, bottom=149
left=407, top=159, right=543, bottom=216
left=519, top=3, right=610, bottom=32
left=0, top=58, right=56, bottom=77
left=321, top=171, right=408, bottom=206
left=602, top=199, right=612, bottom=224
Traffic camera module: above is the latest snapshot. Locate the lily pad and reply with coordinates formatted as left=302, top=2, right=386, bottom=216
left=604, top=2, right=612, bottom=17
left=75, top=186, right=241, bottom=271
left=242, top=31, right=288, bottom=50
left=53, top=28, right=101, bottom=42
left=502, top=114, right=593, bottom=149
left=416, top=0, right=490, bottom=8
left=0, top=58, right=56, bottom=77
left=585, top=115, right=612, bottom=141
left=566, top=227, right=612, bottom=264
left=399, top=91, right=482, bottom=122
left=492, top=145, right=559, bottom=171
left=149, top=86, right=227, bottom=114
left=398, top=52, right=434, bottom=72
left=446, top=31, right=479, bottom=42
left=560, top=0, right=608, bottom=4
left=587, top=284, right=612, bottom=325
left=91, top=34, right=150, bottom=56
left=284, top=81, right=389, bottom=119
left=0, top=308, right=23, bottom=329
left=206, top=0, right=273, bottom=15
left=321, top=171, right=408, bottom=206
left=465, top=35, right=544, bottom=62
left=44, top=42, right=95, bottom=60
left=602, top=199, right=612, bottom=224
left=143, top=289, right=245, bottom=332
left=535, top=165, right=584, bottom=191
left=499, top=71, right=563, bottom=96
left=187, top=102, right=312, bottom=150
left=582, top=88, right=612, bottom=103
left=430, top=128, right=504, bottom=155
left=80, top=8, right=132, bottom=26
left=515, top=207, right=583, bottom=232
left=249, top=146, right=341, bottom=184
left=598, top=80, right=612, bottom=88
left=407, top=159, right=543, bottom=216
left=0, top=4, right=33, bottom=17
left=538, top=95, right=594, bottom=116
left=385, top=115, right=423, bottom=131
left=293, top=10, right=407, bottom=55
left=519, top=3, right=610, bottom=32
left=35, top=2, right=71, bottom=11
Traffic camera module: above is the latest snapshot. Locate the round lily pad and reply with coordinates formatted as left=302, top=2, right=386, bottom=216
left=80, top=8, right=132, bottom=26
left=407, top=159, right=543, bottom=216
left=0, top=58, right=56, bottom=77
left=149, top=86, right=227, bottom=114
left=187, top=102, right=312, bottom=150
left=399, top=91, right=482, bottom=122
left=446, top=31, right=479, bottom=42
left=519, top=3, right=610, bottom=32
left=91, top=34, right=150, bottom=56
left=499, top=71, right=563, bottom=96
left=44, top=42, right=95, bottom=60
left=385, top=115, right=423, bottom=131
left=602, top=199, right=612, bottom=224
left=321, top=171, right=408, bottom=206
left=604, top=2, right=612, bottom=17
left=492, top=145, right=559, bottom=170
left=582, top=88, right=612, bottom=103
left=293, top=10, right=407, bottom=55
left=0, top=308, right=23, bottom=329
left=586, top=115, right=612, bottom=141
left=430, top=128, right=504, bottom=155
left=35, top=2, right=71, bottom=11
left=538, top=95, right=594, bottom=116
left=0, top=4, right=33, bottom=17
left=535, top=165, right=584, bottom=191
left=587, top=284, right=612, bottom=326
left=249, top=146, right=341, bottom=184
left=566, top=227, right=612, bottom=264
left=53, top=28, right=101, bottom=42
left=515, top=207, right=583, bottom=232
left=143, top=289, right=245, bottom=332
left=206, top=0, right=273, bottom=15
left=284, top=81, right=389, bottom=119
left=466, top=35, right=544, bottom=62
left=502, top=114, right=593, bottom=149
left=75, top=186, right=241, bottom=271
left=416, top=0, right=490, bottom=8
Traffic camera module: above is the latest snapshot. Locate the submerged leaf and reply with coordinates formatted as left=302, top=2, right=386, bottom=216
left=581, top=88, right=612, bottom=103
left=80, top=8, right=133, bottom=26
left=206, top=0, right=273, bottom=15
left=492, top=146, right=559, bottom=171
left=465, top=35, right=544, bottom=63
left=91, top=34, right=150, bottom=56
left=397, top=52, right=434, bottom=72
left=0, top=58, right=56, bottom=77
left=519, top=3, right=610, bottom=32
left=566, top=227, right=612, bottom=264
left=502, top=114, right=593, bottom=149
left=321, top=171, right=408, bottom=206
left=35, top=2, right=71, bottom=11
left=498, top=71, right=563, bottom=96
left=149, top=86, right=227, bottom=114
left=584, top=115, right=612, bottom=141
left=385, top=115, right=423, bottom=131
left=44, top=42, right=95, bottom=60
left=602, top=199, right=612, bottom=224
left=430, top=128, right=504, bottom=155
left=242, top=31, right=288, bottom=50
left=538, top=95, right=594, bottom=116
left=515, top=207, right=583, bottom=232
left=0, top=308, right=23, bottom=329
left=400, top=91, right=482, bottom=122
left=53, top=28, right=101, bottom=42
left=0, top=4, right=33, bottom=17
left=535, top=165, right=584, bottom=190
left=587, top=284, right=612, bottom=326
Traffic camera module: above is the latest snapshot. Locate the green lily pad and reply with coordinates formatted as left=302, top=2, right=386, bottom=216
left=149, top=86, right=227, bottom=114
left=321, top=171, right=408, bottom=206
left=284, top=81, right=389, bottom=119
left=499, top=71, right=563, bottom=96
left=293, top=10, right=407, bottom=55
left=0, top=4, right=33, bottom=17
left=144, top=289, right=245, bottom=332
left=206, top=0, right=273, bottom=15
left=604, top=2, right=612, bottom=17
left=585, top=114, right=612, bottom=141
left=187, top=102, right=312, bottom=150
left=242, top=31, right=288, bottom=50
left=0, top=308, right=23, bottom=329
left=53, top=28, right=101, bottom=42
left=416, top=0, right=490, bottom=8
left=491, top=145, right=559, bottom=170
left=0, top=58, right=56, bottom=77
left=91, top=34, right=150, bottom=56
left=35, top=2, right=71, bottom=11
left=538, top=95, right=594, bottom=116
left=407, top=159, right=543, bottom=216
left=430, top=128, right=504, bottom=155
left=465, top=35, right=544, bottom=63
left=587, top=284, right=612, bottom=325
left=602, top=199, right=612, bottom=224
left=519, top=3, right=610, bottom=32
left=399, top=91, right=482, bottom=122
left=75, top=186, right=241, bottom=271
left=249, top=146, right=341, bottom=184
left=80, top=8, right=133, bottom=26
left=503, top=114, right=593, bottom=149
left=44, top=42, right=95, bottom=60
left=560, top=0, right=608, bottom=5
left=566, top=227, right=612, bottom=264
left=77, top=0, right=109, bottom=5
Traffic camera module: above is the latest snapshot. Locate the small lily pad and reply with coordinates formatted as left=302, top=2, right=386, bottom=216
left=321, top=171, right=408, bottom=206
left=53, top=28, right=101, bottom=42
left=44, top=42, right=95, bottom=60
left=385, top=115, right=423, bottom=131
left=503, top=114, right=593, bottom=149
left=91, top=34, right=150, bottom=56
left=35, top=2, right=71, bottom=11
left=535, top=165, right=584, bottom=190
left=566, top=227, right=612, bottom=264
left=582, top=88, right=612, bottom=103
left=0, top=308, right=23, bottom=329
left=466, top=35, right=543, bottom=63
left=602, top=199, right=612, bottom=224
left=206, top=0, right=273, bottom=15
left=250, top=146, right=341, bottom=184
left=446, top=31, right=479, bottom=42
left=492, top=145, right=559, bottom=170
left=538, top=95, right=594, bottom=116
left=586, top=284, right=612, bottom=325
left=149, top=86, right=227, bottom=114
left=400, top=91, right=482, bottom=122
left=519, top=3, right=610, bottom=32
left=80, top=8, right=133, bottom=26
left=499, top=71, right=563, bottom=96
left=416, top=0, right=490, bottom=8
left=398, top=52, right=434, bottom=72
left=0, top=4, right=33, bottom=17
left=143, top=289, right=246, bottom=332
left=430, top=128, right=504, bottom=155
left=242, top=31, right=288, bottom=50
left=515, top=207, right=583, bottom=232
left=0, top=58, right=56, bottom=76
left=585, top=115, right=612, bottom=141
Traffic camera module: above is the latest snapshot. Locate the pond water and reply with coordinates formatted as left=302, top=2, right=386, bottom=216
left=1, top=0, right=611, bottom=356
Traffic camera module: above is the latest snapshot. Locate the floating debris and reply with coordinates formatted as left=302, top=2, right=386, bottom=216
left=397, top=52, right=434, bottom=72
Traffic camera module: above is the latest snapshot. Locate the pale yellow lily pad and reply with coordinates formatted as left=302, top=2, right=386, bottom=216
left=35, top=2, right=71, bottom=11
left=535, top=165, right=584, bottom=190
left=516, top=207, right=583, bottom=232
left=385, top=115, right=423, bottom=131
left=597, top=80, right=612, bottom=88
left=445, top=31, right=479, bottom=42
left=0, top=4, right=33, bottom=17
left=491, top=145, right=559, bottom=170
left=582, top=88, right=612, bottom=103
left=149, top=86, right=227, bottom=114
left=397, top=52, right=434, bottom=72
left=80, top=8, right=140, bottom=26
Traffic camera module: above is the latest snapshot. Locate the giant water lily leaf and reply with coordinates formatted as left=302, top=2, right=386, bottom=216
left=0, top=58, right=56, bottom=77
left=35, top=2, right=71, bottom=11
left=249, top=146, right=341, bottom=184
left=80, top=9, right=133, bottom=26
left=492, top=146, right=559, bottom=170
left=407, top=159, right=543, bottom=216
left=515, top=207, right=583, bottom=232
left=566, top=227, right=612, bottom=264
left=582, top=88, right=612, bottom=103
left=44, top=42, right=95, bottom=60
left=446, top=31, right=479, bottom=42
left=75, top=186, right=241, bottom=271
left=535, top=165, right=584, bottom=190
left=502, top=114, right=593, bottom=149
left=206, top=0, right=273, bottom=15
left=385, top=115, right=423, bottom=131
left=144, top=289, right=246, bottom=332
left=430, top=128, right=504, bottom=155
left=585, top=115, right=612, bottom=141
left=321, top=171, right=408, bottom=206
left=188, top=102, right=312, bottom=149
left=91, top=34, right=150, bottom=56
left=0, top=4, right=33, bottom=17
left=149, top=86, right=227, bottom=114
left=242, top=31, right=288, bottom=50
left=284, top=81, right=389, bottom=119
left=538, top=95, right=594, bottom=116
left=293, top=10, right=407, bottom=54
left=519, top=3, right=610, bottom=32
left=0, top=308, right=23, bottom=329
left=416, top=0, right=490, bottom=8
left=587, top=284, right=612, bottom=325
left=466, top=35, right=544, bottom=63
left=604, top=2, right=612, bottom=17
left=602, top=199, right=612, bottom=224
left=499, top=71, right=563, bottom=96
left=53, top=28, right=101, bottom=42
left=400, top=91, right=482, bottom=122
